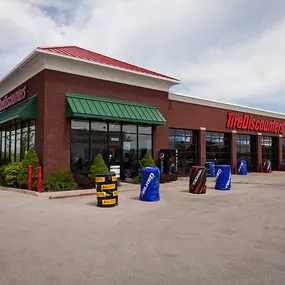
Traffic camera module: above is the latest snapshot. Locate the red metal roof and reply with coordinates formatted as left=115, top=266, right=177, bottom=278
left=37, top=46, right=179, bottom=81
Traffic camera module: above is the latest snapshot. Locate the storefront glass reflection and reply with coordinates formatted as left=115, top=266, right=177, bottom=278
left=70, top=120, right=152, bottom=178
left=236, top=134, right=256, bottom=172
left=262, top=136, right=277, bottom=170
left=70, top=120, right=90, bottom=173
left=206, top=131, right=230, bottom=165
left=168, top=128, right=198, bottom=176
left=0, top=121, right=35, bottom=164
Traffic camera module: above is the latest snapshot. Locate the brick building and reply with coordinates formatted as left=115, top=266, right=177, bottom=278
left=0, top=46, right=284, bottom=179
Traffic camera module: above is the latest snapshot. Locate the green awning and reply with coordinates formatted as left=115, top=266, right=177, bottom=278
left=66, top=93, right=166, bottom=125
left=0, top=95, right=37, bottom=125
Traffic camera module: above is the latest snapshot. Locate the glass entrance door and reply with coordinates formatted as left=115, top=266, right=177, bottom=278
left=206, top=132, right=230, bottom=165
left=122, top=124, right=138, bottom=181
left=236, top=134, right=257, bottom=172
left=262, top=136, right=278, bottom=170
left=108, top=123, right=121, bottom=169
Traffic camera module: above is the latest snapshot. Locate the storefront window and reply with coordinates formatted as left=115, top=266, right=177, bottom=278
left=123, top=124, right=137, bottom=134
left=122, top=132, right=138, bottom=180
left=109, top=123, right=121, bottom=166
left=0, top=121, right=36, bottom=163
left=283, top=138, right=285, bottom=161
left=168, top=128, right=198, bottom=176
left=138, top=126, right=152, bottom=135
left=70, top=121, right=153, bottom=179
left=90, top=122, right=108, bottom=162
left=262, top=136, right=277, bottom=170
left=5, top=128, right=11, bottom=163
left=1, top=131, right=4, bottom=161
left=237, top=134, right=256, bottom=172
left=29, top=121, right=35, bottom=149
left=16, top=125, right=21, bottom=161
left=109, top=123, right=121, bottom=133
left=206, top=131, right=230, bottom=165
left=70, top=120, right=90, bottom=173
left=21, top=123, right=28, bottom=159
left=138, top=125, right=152, bottom=161
left=138, top=135, right=152, bottom=161
left=10, top=127, right=16, bottom=162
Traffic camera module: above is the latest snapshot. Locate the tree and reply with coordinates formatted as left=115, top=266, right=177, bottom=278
left=89, top=153, right=109, bottom=179
left=133, top=153, right=155, bottom=183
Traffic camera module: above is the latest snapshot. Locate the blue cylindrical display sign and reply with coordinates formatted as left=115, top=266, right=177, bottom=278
left=215, top=165, right=231, bottom=191
left=237, top=160, right=247, bottom=175
left=140, top=167, right=160, bottom=202
left=283, top=160, right=285, bottom=171
left=206, top=162, right=215, bottom=177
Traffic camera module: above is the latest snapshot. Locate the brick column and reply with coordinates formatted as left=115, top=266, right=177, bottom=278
left=198, top=128, right=206, bottom=166
left=230, top=131, right=237, bottom=174
left=277, top=135, right=283, bottom=171
left=153, top=125, right=168, bottom=164
left=256, top=134, right=262, bottom=172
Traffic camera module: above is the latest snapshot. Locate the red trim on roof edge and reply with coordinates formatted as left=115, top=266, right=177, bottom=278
left=37, top=46, right=179, bottom=81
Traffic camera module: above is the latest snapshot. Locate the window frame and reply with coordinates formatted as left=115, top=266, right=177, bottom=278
left=70, top=120, right=153, bottom=174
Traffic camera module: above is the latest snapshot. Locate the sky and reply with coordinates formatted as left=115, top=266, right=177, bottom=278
left=1, top=0, right=285, bottom=112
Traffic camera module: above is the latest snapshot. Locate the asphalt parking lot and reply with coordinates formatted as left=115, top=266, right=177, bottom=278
left=1, top=173, right=285, bottom=285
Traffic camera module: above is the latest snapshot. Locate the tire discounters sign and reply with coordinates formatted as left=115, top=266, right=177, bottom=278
left=226, top=112, right=285, bottom=134
left=0, top=86, right=27, bottom=112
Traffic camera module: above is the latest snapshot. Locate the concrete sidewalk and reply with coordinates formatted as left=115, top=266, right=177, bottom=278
left=0, top=172, right=284, bottom=199
left=0, top=182, right=140, bottom=199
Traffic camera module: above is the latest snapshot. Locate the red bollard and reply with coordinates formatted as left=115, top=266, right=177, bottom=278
left=37, top=166, right=42, bottom=193
left=28, top=166, right=32, bottom=190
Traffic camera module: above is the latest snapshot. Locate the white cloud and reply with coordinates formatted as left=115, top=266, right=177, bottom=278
left=179, top=19, right=285, bottom=104
left=1, top=0, right=285, bottom=111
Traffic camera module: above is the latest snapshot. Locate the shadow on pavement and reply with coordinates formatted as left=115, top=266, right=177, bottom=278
left=130, top=196, right=140, bottom=201
left=86, top=202, right=98, bottom=207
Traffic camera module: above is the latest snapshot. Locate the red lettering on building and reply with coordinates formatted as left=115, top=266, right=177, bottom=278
left=226, top=112, right=285, bottom=134
left=0, top=86, right=27, bottom=112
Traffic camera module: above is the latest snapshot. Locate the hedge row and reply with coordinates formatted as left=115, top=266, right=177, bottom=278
left=0, top=151, right=177, bottom=191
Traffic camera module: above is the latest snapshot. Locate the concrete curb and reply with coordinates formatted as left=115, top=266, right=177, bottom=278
left=0, top=186, right=98, bottom=199
left=0, top=186, right=40, bottom=196
left=0, top=184, right=138, bottom=199
left=48, top=192, right=97, bottom=199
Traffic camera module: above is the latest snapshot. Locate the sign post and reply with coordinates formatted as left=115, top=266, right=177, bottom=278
left=28, top=166, right=32, bottom=190
left=37, top=166, right=42, bottom=192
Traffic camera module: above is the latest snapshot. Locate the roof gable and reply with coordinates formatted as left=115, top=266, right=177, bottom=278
left=37, top=46, right=179, bottom=82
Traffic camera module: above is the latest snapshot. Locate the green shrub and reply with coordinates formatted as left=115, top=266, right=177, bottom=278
left=32, top=180, right=38, bottom=191
left=160, top=172, right=171, bottom=183
left=17, top=147, right=40, bottom=188
left=73, top=173, right=95, bottom=189
left=43, top=168, right=77, bottom=192
left=141, top=153, right=155, bottom=169
left=169, top=173, right=178, bottom=181
left=133, top=153, right=155, bottom=183
left=89, top=153, right=109, bottom=179
left=132, top=176, right=141, bottom=184
left=4, top=162, right=22, bottom=187
left=0, top=165, right=6, bottom=186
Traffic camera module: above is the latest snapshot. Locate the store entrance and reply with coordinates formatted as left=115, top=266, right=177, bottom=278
left=108, top=123, right=121, bottom=175
left=262, top=136, right=278, bottom=170
left=168, top=128, right=198, bottom=176
left=121, top=124, right=138, bottom=181
left=236, top=134, right=257, bottom=172
left=206, top=131, right=230, bottom=165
